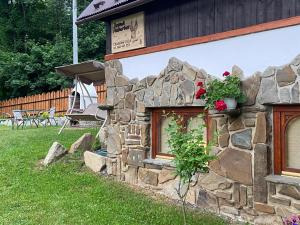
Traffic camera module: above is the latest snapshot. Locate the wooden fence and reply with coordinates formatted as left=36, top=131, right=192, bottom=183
left=0, top=84, right=106, bottom=115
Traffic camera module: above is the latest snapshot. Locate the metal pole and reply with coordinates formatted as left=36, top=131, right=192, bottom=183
left=72, top=0, right=78, bottom=64
left=58, top=76, right=79, bottom=135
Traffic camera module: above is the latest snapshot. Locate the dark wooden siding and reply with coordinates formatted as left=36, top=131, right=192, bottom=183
left=106, top=0, right=300, bottom=54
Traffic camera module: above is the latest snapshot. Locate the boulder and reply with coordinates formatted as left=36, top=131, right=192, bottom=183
left=276, top=65, right=297, bottom=87
left=231, top=129, right=252, bottom=150
left=254, top=215, right=282, bottom=225
left=43, top=142, right=67, bottom=166
left=199, top=171, right=232, bottom=191
left=138, top=168, right=159, bottom=186
left=69, top=133, right=95, bottom=153
left=210, top=148, right=253, bottom=185
left=84, top=151, right=106, bottom=173
left=253, top=112, right=267, bottom=144
left=107, top=125, right=122, bottom=155
left=158, top=168, right=177, bottom=184
left=258, top=77, right=280, bottom=104
left=242, top=73, right=261, bottom=106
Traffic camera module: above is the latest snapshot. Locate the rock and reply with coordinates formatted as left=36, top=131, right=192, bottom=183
left=279, top=184, right=300, bottom=200
left=232, top=65, right=244, bottom=79
left=136, top=90, right=145, bottom=101
left=106, top=88, right=115, bottom=106
left=244, top=119, right=255, bottom=127
left=124, top=166, right=138, bottom=184
left=276, top=65, right=297, bottom=87
left=107, top=125, right=122, bottom=155
left=228, top=117, right=244, bottom=131
left=127, top=149, right=146, bottom=167
left=170, top=85, right=178, bottom=105
left=210, top=148, right=253, bottom=185
left=105, top=67, right=117, bottom=87
left=158, top=168, right=177, bottom=184
left=268, top=183, right=276, bottom=195
left=233, top=183, right=240, bottom=204
left=242, top=73, right=261, bottom=106
left=125, top=92, right=136, bottom=110
left=69, top=133, right=94, bottom=153
left=216, top=191, right=232, bottom=200
left=159, top=83, right=170, bottom=106
left=179, top=80, right=195, bottom=104
left=208, top=119, right=218, bottom=144
left=279, top=87, right=291, bottom=103
left=293, top=202, right=300, bottom=210
left=140, top=123, right=150, bottom=146
left=138, top=168, right=159, bottom=186
left=153, top=78, right=163, bottom=96
left=167, top=57, right=183, bottom=72
left=84, top=151, right=106, bottom=173
left=254, top=144, right=268, bottom=203
left=115, top=75, right=129, bottom=87
left=254, top=215, right=282, bottom=225
left=221, top=206, right=239, bottom=216
left=137, top=102, right=146, bottom=113
left=118, top=109, right=131, bottom=123
left=199, top=171, right=232, bottom=191
left=106, top=157, right=118, bottom=176
left=43, top=142, right=67, bottom=166
left=269, top=195, right=291, bottom=206
left=258, top=77, right=280, bottom=104
left=110, top=59, right=123, bottom=75
left=218, top=133, right=230, bottom=148
left=261, top=66, right=276, bottom=78
left=276, top=206, right=299, bottom=217
left=254, top=203, right=275, bottom=214
left=170, top=72, right=179, bottom=84
left=144, top=88, right=155, bottom=107
left=253, top=112, right=267, bottom=144
left=197, top=189, right=218, bottom=209
left=182, top=62, right=198, bottom=81
left=291, top=82, right=299, bottom=103
left=146, top=75, right=156, bottom=86
left=133, top=79, right=147, bottom=92
left=240, top=186, right=247, bottom=206
left=231, top=129, right=252, bottom=150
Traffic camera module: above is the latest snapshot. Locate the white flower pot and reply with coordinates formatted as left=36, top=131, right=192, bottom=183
left=224, top=98, right=237, bottom=110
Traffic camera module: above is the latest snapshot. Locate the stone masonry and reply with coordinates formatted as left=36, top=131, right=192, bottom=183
left=85, top=55, right=300, bottom=224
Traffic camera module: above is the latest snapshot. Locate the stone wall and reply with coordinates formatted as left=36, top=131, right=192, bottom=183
left=88, top=55, right=300, bottom=225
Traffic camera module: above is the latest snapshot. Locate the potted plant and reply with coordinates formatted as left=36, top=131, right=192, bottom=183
left=195, top=71, right=245, bottom=111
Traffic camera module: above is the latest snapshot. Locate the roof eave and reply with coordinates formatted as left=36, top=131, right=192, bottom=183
left=76, top=0, right=155, bottom=25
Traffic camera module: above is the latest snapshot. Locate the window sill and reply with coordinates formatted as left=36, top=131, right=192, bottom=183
left=143, top=158, right=175, bottom=170
left=265, top=175, right=300, bottom=186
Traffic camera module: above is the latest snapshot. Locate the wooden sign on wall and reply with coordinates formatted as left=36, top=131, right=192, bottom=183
left=111, top=12, right=145, bottom=54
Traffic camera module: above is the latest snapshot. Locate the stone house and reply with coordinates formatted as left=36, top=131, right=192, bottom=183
left=78, top=0, right=300, bottom=224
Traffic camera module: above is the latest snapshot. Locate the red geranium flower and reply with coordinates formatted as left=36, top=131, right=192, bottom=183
left=196, top=81, right=203, bottom=87
left=195, top=88, right=206, bottom=99
left=215, top=100, right=227, bottom=111
left=223, top=71, right=230, bottom=77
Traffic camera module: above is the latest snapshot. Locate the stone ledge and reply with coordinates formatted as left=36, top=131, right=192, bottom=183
left=265, top=175, right=300, bottom=187
left=143, top=158, right=175, bottom=170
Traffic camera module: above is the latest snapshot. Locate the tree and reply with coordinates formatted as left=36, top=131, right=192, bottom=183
left=166, top=114, right=215, bottom=225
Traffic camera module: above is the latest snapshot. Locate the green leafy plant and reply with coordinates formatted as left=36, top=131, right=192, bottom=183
left=195, top=72, right=246, bottom=110
left=41, top=111, right=49, bottom=119
left=166, top=113, right=216, bottom=225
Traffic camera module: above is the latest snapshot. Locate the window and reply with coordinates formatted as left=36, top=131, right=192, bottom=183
left=151, top=107, right=206, bottom=159
left=274, top=106, right=300, bottom=176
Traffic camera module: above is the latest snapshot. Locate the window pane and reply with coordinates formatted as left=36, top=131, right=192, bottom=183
left=187, top=116, right=206, bottom=142
left=286, top=117, right=300, bottom=170
left=160, top=116, right=173, bottom=154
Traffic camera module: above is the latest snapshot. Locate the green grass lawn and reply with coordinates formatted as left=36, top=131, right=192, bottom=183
left=0, top=126, right=231, bottom=225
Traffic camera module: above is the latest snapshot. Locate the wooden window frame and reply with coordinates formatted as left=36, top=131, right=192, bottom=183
left=151, top=107, right=206, bottom=159
left=105, top=16, right=300, bottom=61
left=274, top=106, right=300, bottom=175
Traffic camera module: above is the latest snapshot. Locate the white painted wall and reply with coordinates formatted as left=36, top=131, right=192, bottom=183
left=120, top=24, right=300, bottom=79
